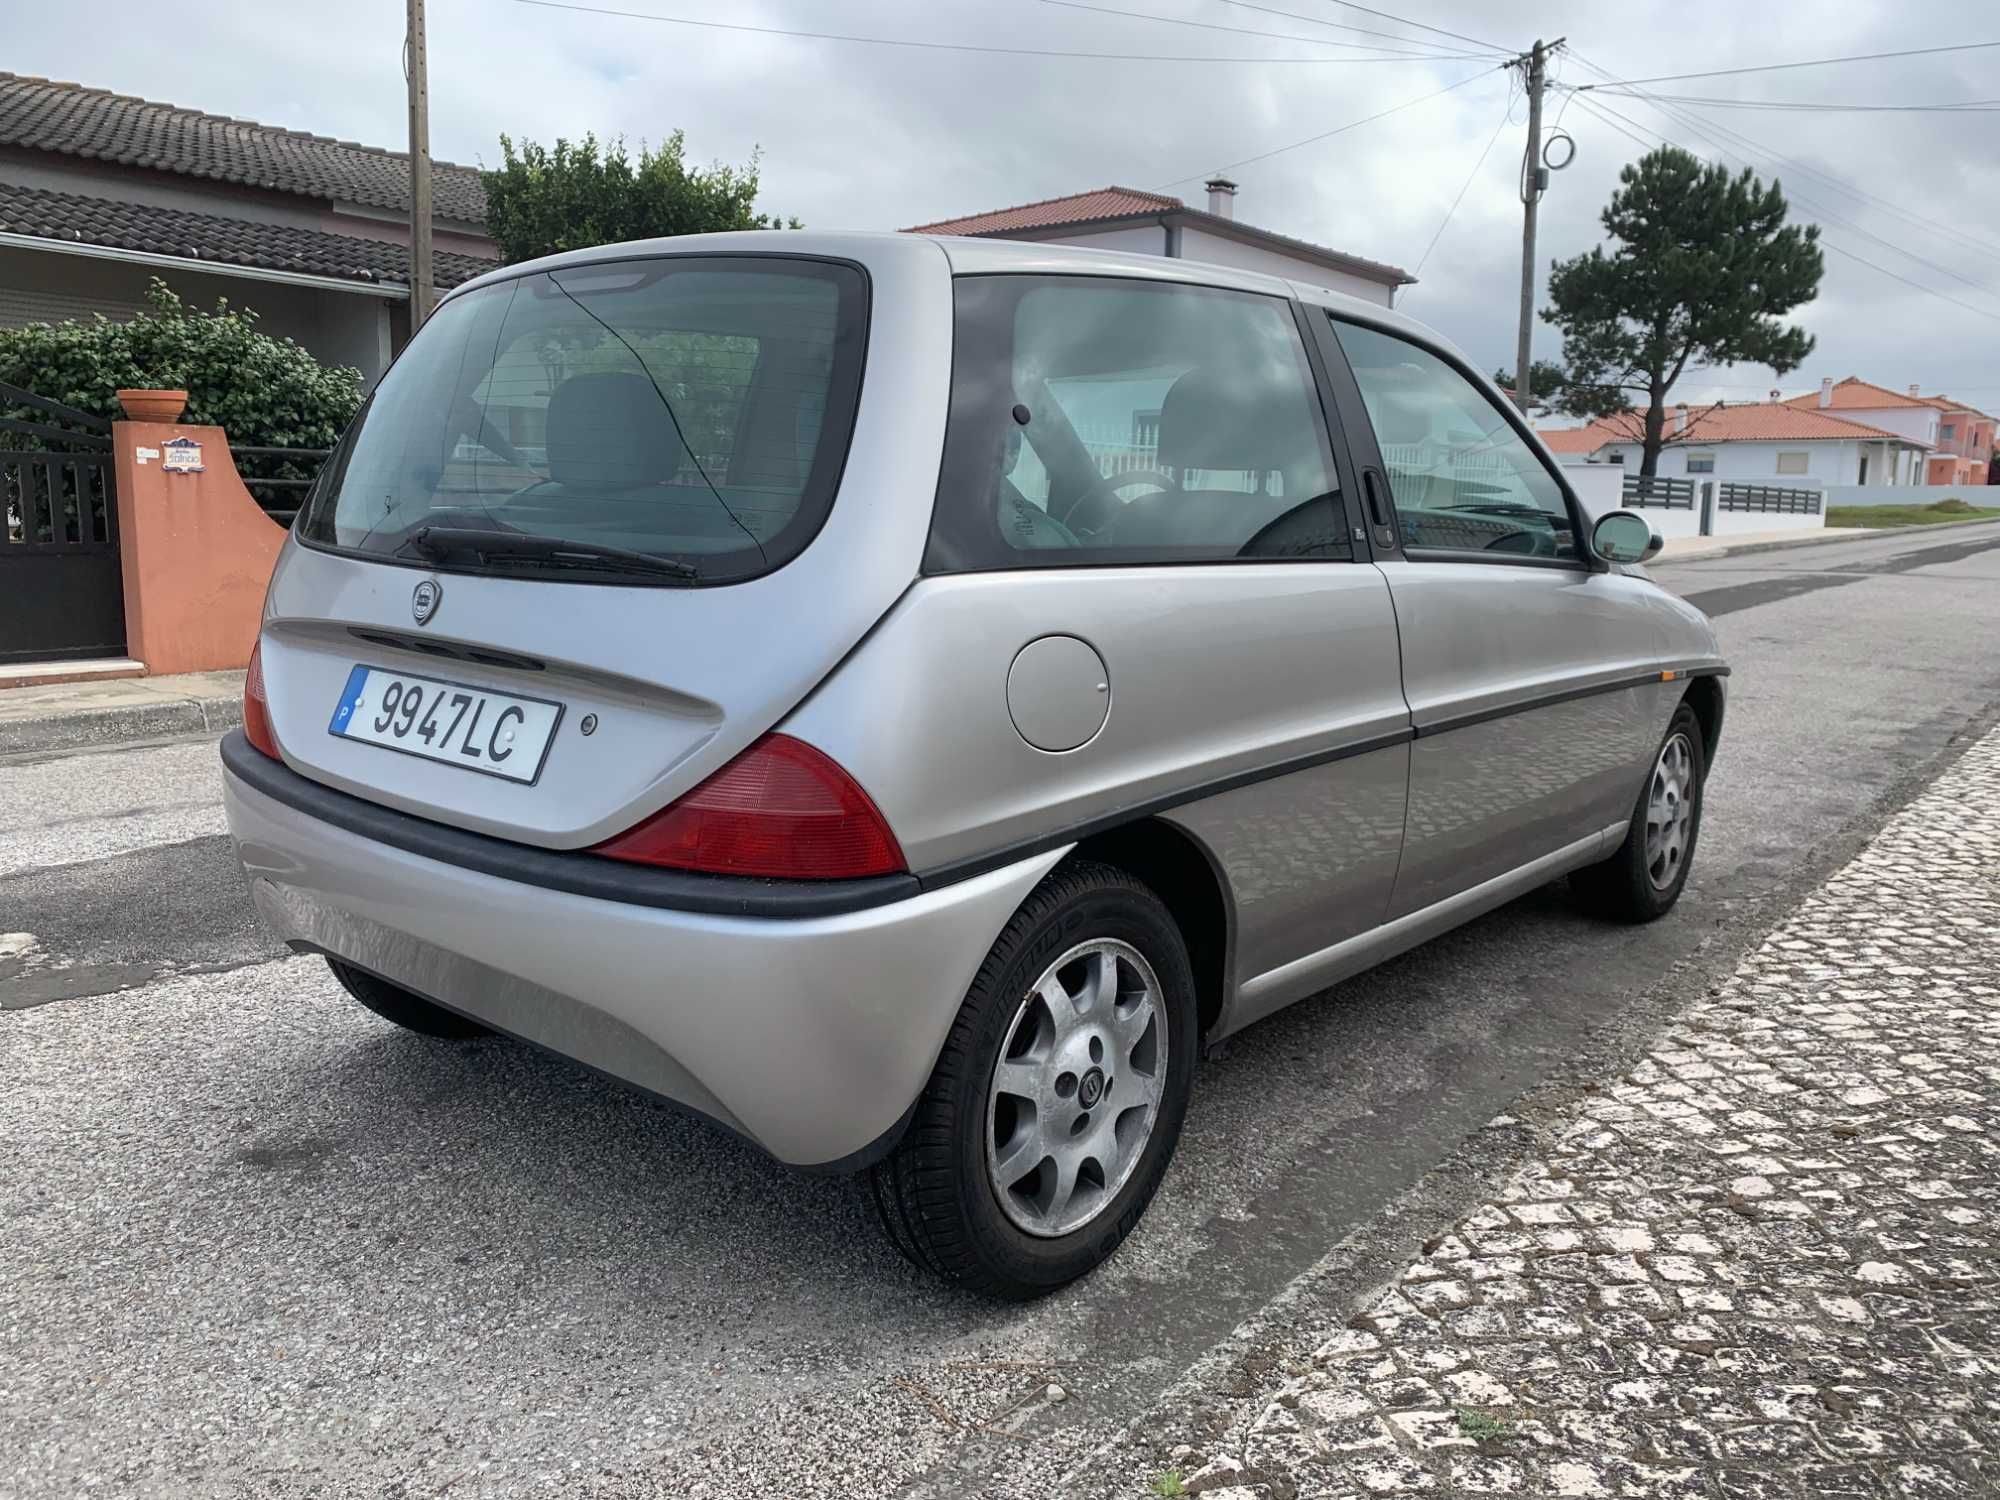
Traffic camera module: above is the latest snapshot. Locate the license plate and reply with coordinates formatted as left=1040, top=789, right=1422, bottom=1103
left=328, top=665, right=564, bottom=785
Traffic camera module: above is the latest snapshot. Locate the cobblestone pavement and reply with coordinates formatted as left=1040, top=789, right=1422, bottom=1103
left=1143, top=730, right=2000, bottom=1500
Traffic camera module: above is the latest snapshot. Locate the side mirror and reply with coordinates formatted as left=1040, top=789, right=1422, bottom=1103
left=1592, top=509, right=1663, bottom=564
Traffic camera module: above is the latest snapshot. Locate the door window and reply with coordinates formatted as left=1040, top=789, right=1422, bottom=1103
left=927, top=277, right=1349, bottom=571
left=1334, top=320, right=1579, bottom=562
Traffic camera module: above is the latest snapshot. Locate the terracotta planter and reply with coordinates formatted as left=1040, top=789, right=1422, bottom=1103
left=116, top=388, right=189, bottom=423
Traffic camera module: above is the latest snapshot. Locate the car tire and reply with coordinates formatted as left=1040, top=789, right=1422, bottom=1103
left=868, top=859, right=1198, bottom=1299
left=326, top=957, right=491, bottom=1039
left=1573, top=703, right=1707, bottom=924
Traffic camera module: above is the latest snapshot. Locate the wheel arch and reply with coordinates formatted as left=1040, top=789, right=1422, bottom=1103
left=1068, top=816, right=1235, bottom=1042
left=1681, top=675, right=1725, bottom=766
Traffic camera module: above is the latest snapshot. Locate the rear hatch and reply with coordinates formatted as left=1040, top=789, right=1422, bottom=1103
left=256, top=242, right=941, bottom=849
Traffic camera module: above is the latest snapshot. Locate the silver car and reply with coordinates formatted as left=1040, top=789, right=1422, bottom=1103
left=222, top=231, right=1726, bottom=1298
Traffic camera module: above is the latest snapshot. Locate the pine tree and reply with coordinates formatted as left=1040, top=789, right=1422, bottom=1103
left=1545, top=146, right=1823, bottom=476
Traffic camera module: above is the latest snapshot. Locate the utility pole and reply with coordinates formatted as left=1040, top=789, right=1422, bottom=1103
left=406, top=0, right=435, bottom=328
left=1513, top=36, right=1563, bottom=411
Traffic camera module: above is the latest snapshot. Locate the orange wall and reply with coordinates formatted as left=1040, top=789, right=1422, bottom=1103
left=113, top=421, right=285, bottom=676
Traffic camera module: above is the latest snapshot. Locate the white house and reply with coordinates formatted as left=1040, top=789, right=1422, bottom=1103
left=906, top=180, right=1412, bottom=308
left=1539, top=402, right=1929, bottom=488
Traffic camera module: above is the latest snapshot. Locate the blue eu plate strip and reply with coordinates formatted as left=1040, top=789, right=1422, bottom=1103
left=329, top=664, right=370, bottom=735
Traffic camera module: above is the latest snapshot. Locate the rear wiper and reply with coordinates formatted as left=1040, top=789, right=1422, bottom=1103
left=404, top=525, right=700, bottom=581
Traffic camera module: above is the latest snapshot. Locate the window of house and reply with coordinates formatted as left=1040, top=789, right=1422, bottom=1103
left=1333, top=320, right=1579, bottom=562
left=927, top=277, right=1348, bottom=570
left=1684, top=452, right=1716, bottom=473
left=1941, top=422, right=1956, bottom=442
left=1776, top=452, right=1810, bottom=476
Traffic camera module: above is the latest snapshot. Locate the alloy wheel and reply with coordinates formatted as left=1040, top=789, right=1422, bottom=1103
left=1645, top=731, right=1696, bottom=891
left=985, top=938, right=1167, bottom=1238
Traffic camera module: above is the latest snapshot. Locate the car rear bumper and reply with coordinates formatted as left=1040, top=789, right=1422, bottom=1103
left=220, top=733, right=1067, bottom=1168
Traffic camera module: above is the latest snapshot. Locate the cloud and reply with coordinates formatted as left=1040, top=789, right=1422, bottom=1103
left=14, top=0, right=2000, bottom=404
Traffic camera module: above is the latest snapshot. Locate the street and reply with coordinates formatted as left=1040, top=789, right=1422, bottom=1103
left=5, top=521, right=2000, bottom=1499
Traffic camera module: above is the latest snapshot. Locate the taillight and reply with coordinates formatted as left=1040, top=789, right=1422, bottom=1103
left=592, top=734, right=904, bottom=880
left=243, top=639, right=282, bottom=760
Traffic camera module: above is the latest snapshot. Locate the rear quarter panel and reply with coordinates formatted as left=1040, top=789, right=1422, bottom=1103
left=257, top=235, right=957, bottom=848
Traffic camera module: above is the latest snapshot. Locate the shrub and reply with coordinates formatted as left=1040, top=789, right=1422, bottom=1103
left=481, top=131, right=796, bottom=265
left=0, top=279, right=362, bottom=450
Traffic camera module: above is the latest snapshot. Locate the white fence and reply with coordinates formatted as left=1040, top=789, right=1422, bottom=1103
left=1569, top=468, right=1828, bottom=539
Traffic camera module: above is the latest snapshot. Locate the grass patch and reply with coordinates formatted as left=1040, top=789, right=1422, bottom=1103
left=1151, top=1471, right=1187, bottom=1497
left=1825, top=497, right=1997, bottom=528
left=1457, top=1407, right=1512, bottom=1442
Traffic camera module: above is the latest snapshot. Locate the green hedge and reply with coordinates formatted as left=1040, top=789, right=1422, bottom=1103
left=0, top=279, right=362, bottom=450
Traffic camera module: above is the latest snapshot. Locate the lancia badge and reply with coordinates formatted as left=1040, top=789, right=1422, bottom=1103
left=412, top=577, right=443, bottom=626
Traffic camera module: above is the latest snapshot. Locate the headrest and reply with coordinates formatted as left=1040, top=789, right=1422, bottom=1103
left=1370, top=390, right=1434, bottom=448
left=1156, top=366, right=1318, bottom=475
left=545, top=371, right=685, bottom=490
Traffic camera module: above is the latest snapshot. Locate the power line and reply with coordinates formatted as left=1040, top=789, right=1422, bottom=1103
left=1562, top=92, right=1656, bottom=151
left=1034, top=0, right=1486, bottom=58
left=1593, top=90, right=2000, bottom=113
left=1665, top=103, right=2000, bottom=263
left=1565, top=50, right=2000, bottom=263
left=1817, top=241, right=2000, bottom=327
left=1205, top=0, right=1502, bottom=58
left=1411, top=103, right=1512, bottom=277
left=1315, top=0, right=1509, bottom=56
left=1562, top=62, right=2000, bottom=300
left=1560, top=65, right=2000, bottom=326
left=1653, top=91, right=2000, bottom=262
left=1569, top=90, right=2000, bottom=301
left=509, top=0, right=1483, bottom=62
left=1154, top=65, right=1500, bottom=188
left=1574, top=39, right=2000, bottom=91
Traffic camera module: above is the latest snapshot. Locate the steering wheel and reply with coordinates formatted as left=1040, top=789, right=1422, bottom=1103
left=1483, top=526, right=1558, bottom=558
left=1059, top=468, right=1180, bottom=538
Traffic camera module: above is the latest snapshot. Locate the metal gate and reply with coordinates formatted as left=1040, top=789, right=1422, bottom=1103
left=1, top=383, right=124, bottom=665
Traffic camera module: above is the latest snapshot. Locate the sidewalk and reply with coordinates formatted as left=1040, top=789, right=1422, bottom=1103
left=1105, top=725, right=2000, bottom=1499
left=1658, top=515, right=2000, bottom=564
left=0, top=670, right=242, bottom=756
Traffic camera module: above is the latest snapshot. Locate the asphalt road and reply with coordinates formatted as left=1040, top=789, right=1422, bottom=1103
left=5, top=519, right=2000, bottom=1499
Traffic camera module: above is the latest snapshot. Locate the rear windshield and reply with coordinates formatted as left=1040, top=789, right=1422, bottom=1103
left=298, top=255, right=867, bottom=585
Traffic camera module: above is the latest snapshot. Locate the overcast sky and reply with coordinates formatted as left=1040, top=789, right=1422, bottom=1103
left=18, top=1, right=2000, bottom=412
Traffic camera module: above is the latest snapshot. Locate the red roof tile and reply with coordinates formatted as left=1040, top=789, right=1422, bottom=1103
left=907, top=186, right=1182, bottom=236
left=1780, top=377, right=1934, bottom=412
left=1537, top=426, right=1608, bottom=453
left=1920, top=394, right=1993, bottom=419
left=903, top=183, right=1413, bottom=286
left=1543, top=403, right=1912, bottom=451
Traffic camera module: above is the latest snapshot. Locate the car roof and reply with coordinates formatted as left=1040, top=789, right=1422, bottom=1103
left=439, top=229, right=1450, bottom=347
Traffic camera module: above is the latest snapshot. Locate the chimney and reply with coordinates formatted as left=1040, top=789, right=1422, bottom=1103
left=1909, top=383, right=1921, bottom=398
left=1673, top=404, right=1688, bottom=436
left=1204, top=177, right=1238, bottom=220
left=1818, top=376, right=1833, bottom=408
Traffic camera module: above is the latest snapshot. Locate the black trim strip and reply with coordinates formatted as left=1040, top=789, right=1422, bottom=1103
left=221, top=731, right=921, bottom=919
left=1412, top=664, right=1728, bottom=739
left=226, top=658, right=1728, bottom=913
left=914, top=725, right=1417, bottom=891
left=1400, top=547, right=1588, bottom=574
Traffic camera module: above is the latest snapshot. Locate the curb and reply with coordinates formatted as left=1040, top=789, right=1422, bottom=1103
left=0, top=694, right=242, bottom=757
left=1660, top=514, right=2000, bottom=565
